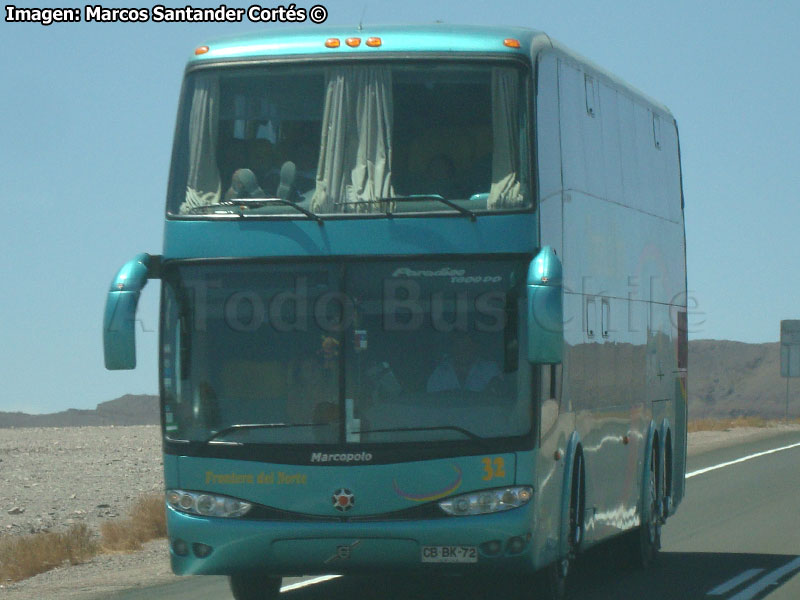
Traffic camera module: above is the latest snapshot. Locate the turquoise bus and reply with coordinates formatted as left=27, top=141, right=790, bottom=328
left=104, top=24, right=687, bottom=600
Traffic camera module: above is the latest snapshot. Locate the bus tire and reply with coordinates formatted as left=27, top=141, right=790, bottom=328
left=662, top=430, right=673, bottom=521
left=538, top=557, right=569, bottom=600
left=229, top=574, right=282, bottom=600
left=537, top=450, right=584, bottom=600
left=626, top=441, right=661, bottom=569
left=568, top=449, right=586, bottom=556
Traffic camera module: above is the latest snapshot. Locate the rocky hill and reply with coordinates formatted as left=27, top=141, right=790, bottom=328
left=0, top=394, right=159, bottom=428
left=689, top=339, right=792, bottom=419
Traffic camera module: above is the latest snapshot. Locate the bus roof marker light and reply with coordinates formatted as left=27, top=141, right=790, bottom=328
left=325, top=38, right=340, bottom=48
left=346, top=37, right=361, bottom=47
left=366, top=37, right=382, bottom=47
left=194, top=46, right=209, bottom=55
left=503, top=38, right=521, bottom=48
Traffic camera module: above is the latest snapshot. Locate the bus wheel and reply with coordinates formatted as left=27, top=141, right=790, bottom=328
left=537, top=451, right=583, bottom=600
left=538, top=557, right=569, bottom=600
left=662, top=434, right=672, bottom=522
left=627, top=444, right=661, bottom=568
left=229, top=574, right=282, bottom=600
left=569, top=450, right=585, bottom=555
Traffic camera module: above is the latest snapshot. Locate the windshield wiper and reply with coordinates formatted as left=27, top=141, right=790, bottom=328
left=377, top=195, right=476, bottom=221
left=189, top=198, right=324, bottom=225
left=204, top=422, right=329, bottom=443
left=354, top=425, right=487, bottom=443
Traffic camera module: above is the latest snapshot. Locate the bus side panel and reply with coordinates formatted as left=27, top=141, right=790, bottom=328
left=558, top=57, right=642, bottom=544
left=555, top=55, right=687, bottom=545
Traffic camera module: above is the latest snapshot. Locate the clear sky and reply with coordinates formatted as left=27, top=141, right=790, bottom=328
left=2, top=0, right=799, bottom=413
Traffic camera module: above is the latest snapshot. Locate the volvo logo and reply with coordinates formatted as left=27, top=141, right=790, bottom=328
left=332, top=488, right=355, bottom=512
left=324, top=540, right=362, bottom=564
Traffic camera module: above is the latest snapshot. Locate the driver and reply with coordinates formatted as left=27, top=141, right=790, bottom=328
left=286, top=337, right=340, bottom=424
left=426, top=330, right=502, bottom=393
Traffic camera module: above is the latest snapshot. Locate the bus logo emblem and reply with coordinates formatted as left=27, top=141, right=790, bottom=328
left=324, top=540, right=361, bottom=564
left=332, top=488, right=355, bottom=511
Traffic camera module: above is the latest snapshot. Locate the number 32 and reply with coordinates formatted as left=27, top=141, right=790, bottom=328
left=482, top=456, right=506, bottom=481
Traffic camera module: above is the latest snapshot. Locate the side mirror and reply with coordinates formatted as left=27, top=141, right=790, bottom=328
left=527, top=246, right=563, bottom=364
left=103, top=253, right=159, bottom=370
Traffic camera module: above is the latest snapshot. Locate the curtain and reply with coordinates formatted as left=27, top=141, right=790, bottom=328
left=311, top=66, right=393, bottom=213
left=488, top=68, right=524, bottom=209
left=180, top=76, right=221, bottom=213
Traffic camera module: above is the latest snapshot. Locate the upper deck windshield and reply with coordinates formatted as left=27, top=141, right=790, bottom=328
left=160, top=258, right=532, bottom=448
left=167, top=60, right=531, bottom=217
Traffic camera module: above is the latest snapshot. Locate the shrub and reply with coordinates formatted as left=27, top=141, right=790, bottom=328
left=0, top=523, right=98, bottom=582
left=100, top=493, right=166, bottom=552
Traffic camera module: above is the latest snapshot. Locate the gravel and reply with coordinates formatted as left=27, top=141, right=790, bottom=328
left=0, top=426, right=163, bottom=538
left=0, top=426, right=173, bottom=600
left=2, top=422, right=799, bottom=600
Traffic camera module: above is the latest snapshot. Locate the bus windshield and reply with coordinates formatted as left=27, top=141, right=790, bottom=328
left=160, top=258, right=532, bottom=446
left=167, top=61, right=531, bottom=217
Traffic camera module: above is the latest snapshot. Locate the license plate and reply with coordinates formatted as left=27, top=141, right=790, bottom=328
left=421, top=545, right=478, bottom=563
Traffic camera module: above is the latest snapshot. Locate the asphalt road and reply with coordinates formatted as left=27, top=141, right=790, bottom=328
left=110, top=431, right=800, bottom=600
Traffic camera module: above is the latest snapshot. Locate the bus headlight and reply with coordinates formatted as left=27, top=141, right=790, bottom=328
left=166, top=489, right=252, bottom=518
left=438, top=486, right=533, bottom=516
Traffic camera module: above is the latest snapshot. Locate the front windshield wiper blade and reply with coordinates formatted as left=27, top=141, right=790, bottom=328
left=354, top=425, right=487, bottom=443
left=377, top=195, right=476, bottom=221
left=189, top=198, right=324, bottom=225
left=204, top=422, right=327, bottom=443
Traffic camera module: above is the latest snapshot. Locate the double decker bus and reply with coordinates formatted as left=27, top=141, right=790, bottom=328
left=104, top=25, right=687, bottom=600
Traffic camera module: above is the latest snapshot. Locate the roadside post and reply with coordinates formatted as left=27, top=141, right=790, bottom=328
left=780, top=320, right=800, bottom=421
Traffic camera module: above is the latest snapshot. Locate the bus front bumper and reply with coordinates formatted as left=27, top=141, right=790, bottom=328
left=166, top=505, right=536, bottom=576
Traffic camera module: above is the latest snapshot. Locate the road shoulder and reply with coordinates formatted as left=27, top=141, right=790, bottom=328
left=687, top=423, right=800, bottom=456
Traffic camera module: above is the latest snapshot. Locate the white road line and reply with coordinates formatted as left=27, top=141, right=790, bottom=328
left=728, top=556, right=800, bottom=600
left=280, top=575, right=342, bottom=593
left=686, top=441, right=800, bottom=479
left=707, top=568, right=764, bottom=595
